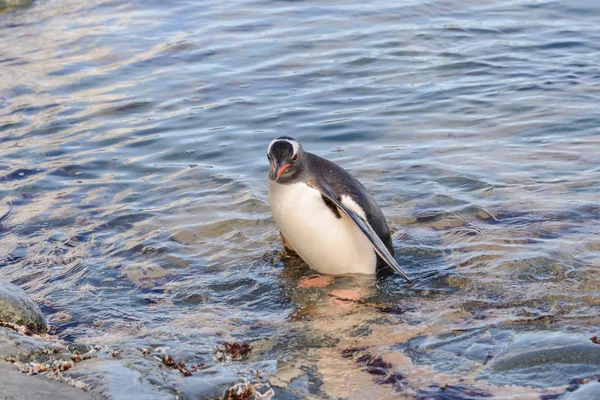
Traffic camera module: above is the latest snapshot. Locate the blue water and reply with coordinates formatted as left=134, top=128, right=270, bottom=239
left=1, top=0, right=599, bottom=398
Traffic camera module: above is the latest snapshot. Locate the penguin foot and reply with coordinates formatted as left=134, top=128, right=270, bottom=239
left=298, top=274, right=335, bottom=288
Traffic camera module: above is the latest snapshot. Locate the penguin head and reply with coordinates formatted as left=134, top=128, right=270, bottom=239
left=267, top=136, right=303, bottom=182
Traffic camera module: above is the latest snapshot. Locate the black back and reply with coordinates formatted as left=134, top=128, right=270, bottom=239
left=302, top=152, right=396, bottom=275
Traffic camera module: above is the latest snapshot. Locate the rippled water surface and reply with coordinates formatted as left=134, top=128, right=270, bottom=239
left=1, top=0, right=600, bottom=398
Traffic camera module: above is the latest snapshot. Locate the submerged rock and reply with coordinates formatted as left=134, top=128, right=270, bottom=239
left=560, top=380, right=600, bottom=400
left=0, top=0, right=32, bottom=9
left=0, top=363, right=94, bottom=400
left=176, top=365, right=242, bottom=399
left=63, top=359, right=173, bottom=399
left=0, top=281, right=47, bottom=334
left=485, top=332, right=600, bottom=387
left=0, top=327, right=63, bottom=361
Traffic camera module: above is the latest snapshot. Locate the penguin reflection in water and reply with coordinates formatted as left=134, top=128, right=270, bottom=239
left=267, top=136, right=411, bottom=283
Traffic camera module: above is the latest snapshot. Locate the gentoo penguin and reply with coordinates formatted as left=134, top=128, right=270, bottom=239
left=267, top=136, right=411, bottom=282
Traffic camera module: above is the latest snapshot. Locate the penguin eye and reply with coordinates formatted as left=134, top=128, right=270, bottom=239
left=291, top=154, right=297, bottom=162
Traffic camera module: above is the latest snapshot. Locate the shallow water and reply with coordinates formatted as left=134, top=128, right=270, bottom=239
left=1, top=0, right=599, bottom=398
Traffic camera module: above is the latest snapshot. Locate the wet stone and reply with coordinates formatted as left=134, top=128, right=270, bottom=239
left=559, top=380, right=600, bottom=400
left=175, top=364, right=242, bottom=400
left=483, top=332, right=600, bottom=387
left=280, top=375, right=310, bottom=399
left=267, top=361, right=309, bottom=398
left=0, top=362, right=94, bottom=400
left=406, top=327, right=507, bottom=375
left=0, top=327, right=64, bottom=362
left=416, top=384, right=493, bottom=399
left=0, top=281, right=47, bottom=334
left=63, top=359, right=173, bottom=400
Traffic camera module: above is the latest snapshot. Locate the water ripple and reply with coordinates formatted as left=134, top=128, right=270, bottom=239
left=1, top=0, right=599, bottom=397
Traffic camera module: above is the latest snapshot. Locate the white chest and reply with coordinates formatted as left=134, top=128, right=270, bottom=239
left=268, top=181, right=376, bottom=275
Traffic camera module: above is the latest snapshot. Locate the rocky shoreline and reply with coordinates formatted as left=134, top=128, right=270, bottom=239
left=0, top=362, right=95, bottom=400
left=0, top=280, right=91, bottom=399
left=0, top=280, right=295, bottom=400
left=0, top=281, right=47, bottom=334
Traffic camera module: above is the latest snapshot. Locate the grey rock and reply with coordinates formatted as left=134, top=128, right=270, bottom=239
left=0, top=0, right=32, bottom=9
left=0, top=362, right=95, bottom=400
left=0, top=327, right=64, bottom=361
left=64, top=359, right=175, bottom=400
left=484, top=332, right=600, bottom=387
left=559, top=380, right=600, bottom=400
left=176, top=365, right=241, bottom=399
left=0, top=281, right=47, bottom=334
left=490, top=333, right=600, bottom=371
left=268, top=361, right=310, bottom=399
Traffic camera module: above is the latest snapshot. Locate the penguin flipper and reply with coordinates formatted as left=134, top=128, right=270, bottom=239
left=317, top=185, right=411, bottom=283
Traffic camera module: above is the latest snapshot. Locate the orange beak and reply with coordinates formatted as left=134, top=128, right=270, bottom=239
left=275, top=163, right=291, bottom=181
